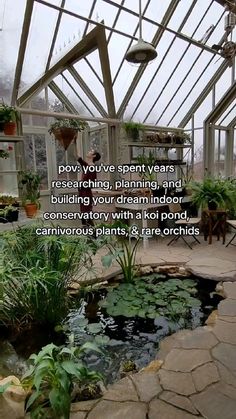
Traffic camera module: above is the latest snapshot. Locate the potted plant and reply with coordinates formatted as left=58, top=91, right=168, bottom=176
left=0, top=104, right=20, bottom=135
left=123, top=121, right=143, bottom=141
left=173, top=132, right=191, bottom=145
left=0, top=195, right=20, bottom=223
left=18, top=170, right=42, bottom=218
left=191, top=177, right=236, bottom=210
left=49, top=118, right=88, bottom=150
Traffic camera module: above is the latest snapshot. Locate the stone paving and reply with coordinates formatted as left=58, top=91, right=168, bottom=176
left=71, top=235, right=236, bottom=287
left=70, top=281, right=236, bottom=419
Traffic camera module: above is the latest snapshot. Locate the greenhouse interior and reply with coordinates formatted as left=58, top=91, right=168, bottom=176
left=1, top=0, right=236, bottom=418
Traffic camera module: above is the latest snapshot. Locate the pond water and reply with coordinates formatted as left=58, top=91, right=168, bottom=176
left=66, top=276, right=222, bottom=384
left=0, top=276, right=222, bottom=384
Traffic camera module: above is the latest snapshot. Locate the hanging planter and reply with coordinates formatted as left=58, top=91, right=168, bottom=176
left=49, top=119, right=88, bottom=150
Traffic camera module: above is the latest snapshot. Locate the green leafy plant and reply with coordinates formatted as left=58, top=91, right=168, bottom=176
left=102, top=236, right=139, bottom=283
left=0, top=194, right=19, bottom=204
left=0, top=204, right=19, bottom=220
left=136, top=152, right=157, bottom=181
left=99, top=276, right=200, bottom=320
left=0, top=225, right=105, bottom=330
left=19, top=170, right=42, bottom=207
left=22, top=341, right=103, bottom=419
left=123, top=121, right=143, bottom=140
left=121, top=360, right=137, bottom=373
left=48, top=118, right=88, bottom=135
left=0, top=104, right=20, bottom=123
left=191, top=177, right=236, bottom=210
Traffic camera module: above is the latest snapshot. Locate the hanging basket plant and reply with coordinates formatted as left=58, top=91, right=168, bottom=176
left=49, top=118, right=88, bottom=150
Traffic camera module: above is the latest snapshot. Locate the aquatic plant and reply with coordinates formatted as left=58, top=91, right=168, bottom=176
left=0, top=225, right=105, bottom=330
left=99, top=276, right=200, bottom=320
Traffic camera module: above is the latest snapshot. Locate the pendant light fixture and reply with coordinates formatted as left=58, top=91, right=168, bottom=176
left=125, top=0, right=157, bottom=64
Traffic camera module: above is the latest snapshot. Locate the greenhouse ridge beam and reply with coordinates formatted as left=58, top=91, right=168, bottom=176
left=17, top=24, right=115, bottom=119
left=34, top=0, right=222, bottom=56
left=17, top=24, right=101, bottom=106
left=67, top=66, right=108, bottom=118
left=117, top=0, right=180, bottom=119
left=11, top=0, right=34, bottom=105
left=16, top=108, right=120, bottom=124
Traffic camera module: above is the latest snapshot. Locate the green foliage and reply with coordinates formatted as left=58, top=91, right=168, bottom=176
left=48, top=118, right=88, bottom=134
left=0, top=195, right=19, bottom=204
left=191, top=177, right=236, bottom=210
left=99, top=277, right=200, bottom=320
left=0, top=204, right=19, bottom=218
left=0, top=104, right=20, bottom=123
left=136, top=152, right=157, bottom=181
left=123, top=121, right=143, bottom=140
left=19, top=170, right=42, bottom=206
left=0, top=225, right=104, bottom=329
left=22, top=341, right=103, bottom=419
left=102, top=238, right=139, bottom=283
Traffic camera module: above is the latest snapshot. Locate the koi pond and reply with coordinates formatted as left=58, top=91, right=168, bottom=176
left=0, top=274, right=222, bottom=385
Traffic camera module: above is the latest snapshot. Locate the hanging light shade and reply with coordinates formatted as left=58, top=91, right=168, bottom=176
left=125, top=0, right=157, bottom=64
left=125, top=39, right=157, bottom=63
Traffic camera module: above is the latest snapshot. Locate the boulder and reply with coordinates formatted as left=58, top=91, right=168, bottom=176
left=0, top=375, right=26, bottom=419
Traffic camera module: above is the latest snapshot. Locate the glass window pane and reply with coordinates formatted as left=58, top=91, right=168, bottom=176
left=20, top=3, right=59, bottom=90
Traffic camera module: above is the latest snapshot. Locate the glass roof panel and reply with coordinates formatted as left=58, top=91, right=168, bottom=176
left=108, top=33, right=132, bottom=81
left=144, top=0, right=173, bottom=23
left=215, top=67, right=232, bottom=103
left=158, top=53, right=223, bottom=126
left=0, top=0, right=26, bottom=102
left=61, top=70, right=103, bottom=117
left=74, top=57, right=107, bottom=111
left=216, top=97, right=236, bottom=125
left=167, top=0, right=197, bottom=31
left=182, top=1, right=223, bottom=43
left=50, top=11, right=87, bottom=68
left=194, top=92, right=213, bottom=128
left=20, top=2, right=59, bottom=91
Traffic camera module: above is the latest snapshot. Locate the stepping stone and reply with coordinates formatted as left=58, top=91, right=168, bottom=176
left=223, top=282, right=236, bottom=299
left=149, top=399, right=201, bottom=419
left=172, top=328, right=218, bottom=350
left=102, top=377, right=138, bottom=402
left=216, top=361, right=236, bottom=388
left=70, top=413, right=87, bottom=419
left=192, top=362, right=219, bottom=392
left=87, top=400, right=147, bottom=419
left=163, top=348, right=211, bottom=372
left=159, top=370, right=196, bottom=396
left=218, top=299, right=236, bottom=316
left=130, top=372, right=162, bottom=402
left=70, top=400, right=98, bottom=412
left=159, top=391, right=199, bottom=415
left=212, top=343, right=236, bottom=372
left=191, top=385, right=236, bottom=419
left=213, top=320, right=236, bottom=344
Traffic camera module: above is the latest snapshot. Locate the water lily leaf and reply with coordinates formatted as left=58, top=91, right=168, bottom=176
left=87, top=323, right=103, bottom=334
left=155, top=299, right=168, bottom=306
left=95, top=335, right=110, bottom=345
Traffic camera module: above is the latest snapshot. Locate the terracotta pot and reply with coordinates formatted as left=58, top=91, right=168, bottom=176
left=24, top=203, right=38, bottom=218
left=53, top=127, right=78, bottom=150
left=4, top=122, right=17, bottom=136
